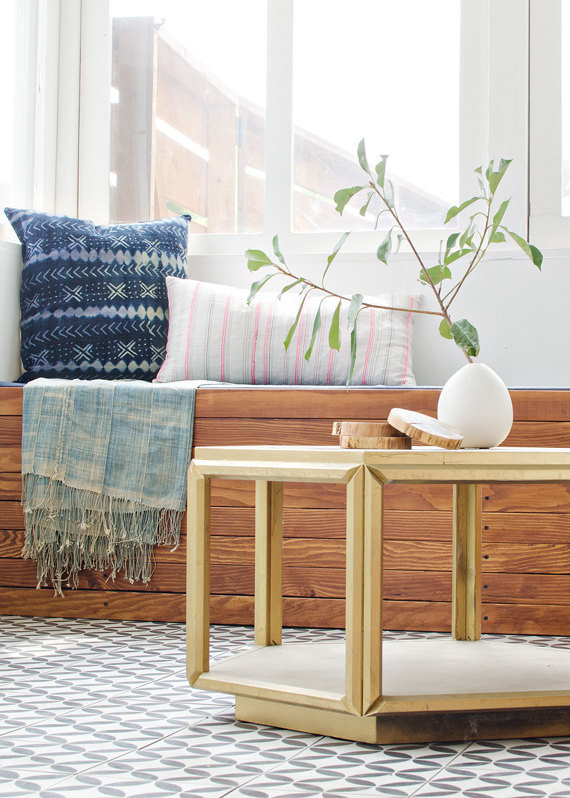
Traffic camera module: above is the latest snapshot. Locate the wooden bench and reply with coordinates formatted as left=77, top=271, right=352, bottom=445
left=2, top=385, right=570, bottom=635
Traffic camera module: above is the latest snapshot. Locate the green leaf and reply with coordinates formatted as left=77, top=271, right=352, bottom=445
left=326, top=231, right=350, bottom=269
left=245, top=249, right=273, bottom=271
left=373, top=208, right=390, bottom=230
left=451, top=318, right=480, bottom=358
left=347, top=293, right=363, bottom=331
left=277, top=278, right=304, bottom=300
left=359, top=191, right=374, bottom=217
left=334, top=185, right=364, bottom=215
left=394, top=233, right=404, bottom=255
left=376, top=229, right=392, bottom=264
left=272, top=235, right=286, bottom=266
left=488, top=198, right=511, bottom=246
left=322, top=231, right=350, bottom=287
left=485, top=160, right=495, bottom=182
left=529, top=244, right=543, bottom=269
left=439, top=319, right=453, bottom=340
left=492, top=198, right=510, bottom=227
left=357, top=138, right=372, bottom=177
left=474, top=165, right=485, bottom=192
left=328, top=300, right=342, bottom=351
left=444, top=196, right=479, bottom=225
left=384, top=180, right=395, bottom=210
left=247, top=274, right=275, bottom=303
left=446, top=233, right=460, bottom=252
left=419, top=264, right=452, bottom=286
left=347, top=327, right=358, bottom=386
left=443, top=247, right=471, bottom=267
left=304, top=302, right=323, bottom=362
left=502, top=227, right=543, bottom=269
left=459, top=223, right=472, bottom=249
left=283, top=295, right=309, bottom=351
left=489, top=159, right=512, bottom=195
left=375, top=155, right=388, bottom=188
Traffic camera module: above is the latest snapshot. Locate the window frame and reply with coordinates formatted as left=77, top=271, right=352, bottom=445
left=0, top=0, right=62, bottom=239
left=69, top=0, right=532, bottom=256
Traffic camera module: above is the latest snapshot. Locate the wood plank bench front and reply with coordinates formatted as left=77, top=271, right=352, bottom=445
left=1, top=384, right=570, bottom=636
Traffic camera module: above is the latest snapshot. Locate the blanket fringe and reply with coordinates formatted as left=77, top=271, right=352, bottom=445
left=22, top=474, right=184, bottom=597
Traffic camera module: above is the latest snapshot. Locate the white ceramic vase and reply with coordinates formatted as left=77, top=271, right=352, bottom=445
left=437, top=363, right=513, bottom=448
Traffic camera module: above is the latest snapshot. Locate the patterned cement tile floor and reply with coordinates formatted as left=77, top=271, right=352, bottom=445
left=1, top=617, right=570, bottom=798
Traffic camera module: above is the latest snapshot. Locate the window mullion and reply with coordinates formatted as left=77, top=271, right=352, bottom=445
left=55, top=0, right=81, bottom=217
left=461, top=0, right=529, bottom=237
left=33, top=0, right=61, bottom=213
left=487, top=0, right=529, bottom=237
left=459, top=0, right=489, bottom=204
left=78, top=0, right=111, bottom=223
left=529, top=0, right=562, bottom=243
left=264, top=0, right=294, bottom=242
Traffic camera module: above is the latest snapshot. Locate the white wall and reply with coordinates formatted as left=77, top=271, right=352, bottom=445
left=0, top=242, right=21, bottom=382
left=1, top=241, right=567, bottom=387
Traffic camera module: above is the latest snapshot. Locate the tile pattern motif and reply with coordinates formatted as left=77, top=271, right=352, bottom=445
left=1, top=616, right=570, bottom=797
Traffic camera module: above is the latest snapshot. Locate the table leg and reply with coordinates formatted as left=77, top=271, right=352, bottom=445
left=363, top=468, right=384, bottom=714
left=187, top=462, right=211, bottom=685
left=345, top=467, right=384, bottom=716
left=452, top=483, right=482, bottom=641
left=255, top=481, right=283, bottom=647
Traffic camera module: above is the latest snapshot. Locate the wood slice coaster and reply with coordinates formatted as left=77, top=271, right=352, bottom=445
left=332, top=420, right=411, bottom=449
left=331, top=421, right=406, bottom=437
left=339, top=435, right=412, bottom=450
left=387, top=408, right=464, bottom=450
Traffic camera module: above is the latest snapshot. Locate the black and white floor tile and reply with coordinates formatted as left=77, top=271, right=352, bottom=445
left=1, top=616, right=570, bottom=797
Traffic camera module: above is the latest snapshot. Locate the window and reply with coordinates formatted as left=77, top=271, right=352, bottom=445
left=94, top=1, right=464, bottom=246
left=26, top=0, right=552, bottom=254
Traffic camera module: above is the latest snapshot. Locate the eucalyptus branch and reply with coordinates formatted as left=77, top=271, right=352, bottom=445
left=371, top=180, right=450, bottom=318
left=245, top=144, right=543, bottom=383
left=246, top=255, right=445, bottom=318
left=443, top=198, right=492, bottom=309
left=364, top=177, right=471, bottom=359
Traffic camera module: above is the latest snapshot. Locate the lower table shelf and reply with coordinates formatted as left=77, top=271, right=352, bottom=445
left=193, top=639, right=570, bottom=743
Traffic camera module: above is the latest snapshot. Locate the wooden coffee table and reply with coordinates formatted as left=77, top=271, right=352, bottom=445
left=187, top=445, right=570, bottom=743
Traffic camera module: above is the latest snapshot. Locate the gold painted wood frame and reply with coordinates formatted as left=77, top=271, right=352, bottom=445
left=187, top=445, right=570, bottom=744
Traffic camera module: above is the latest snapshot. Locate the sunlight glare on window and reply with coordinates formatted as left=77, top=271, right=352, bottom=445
left=292, top=0, right=459, bottom=233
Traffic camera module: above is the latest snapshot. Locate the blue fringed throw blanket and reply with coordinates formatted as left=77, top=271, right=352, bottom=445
left=21, top=379, right=201, bottom=595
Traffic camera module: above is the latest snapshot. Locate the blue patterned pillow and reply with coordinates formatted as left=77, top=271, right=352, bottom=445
left=5, top=209, right=190, bottom=383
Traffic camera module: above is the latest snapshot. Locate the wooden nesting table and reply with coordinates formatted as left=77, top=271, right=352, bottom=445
left=187, top=445, right=570, bottom=743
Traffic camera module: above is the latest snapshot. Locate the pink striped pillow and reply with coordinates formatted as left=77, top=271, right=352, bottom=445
left=155, top=277, right=421, bottom=386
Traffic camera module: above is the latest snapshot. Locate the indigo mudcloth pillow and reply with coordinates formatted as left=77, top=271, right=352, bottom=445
left=5, top=209, right=190, bottom=383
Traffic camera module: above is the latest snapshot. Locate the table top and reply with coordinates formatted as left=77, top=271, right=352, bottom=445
left=192, top=445, right=570, bottom=484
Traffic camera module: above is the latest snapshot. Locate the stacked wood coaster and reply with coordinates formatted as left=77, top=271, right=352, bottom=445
left=332, top=410, right=464, bottom=450
left=332, top=420, right=412, bottom=449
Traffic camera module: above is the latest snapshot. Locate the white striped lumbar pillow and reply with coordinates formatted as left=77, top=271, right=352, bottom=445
left=155, top=276, right=421, bottom=386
